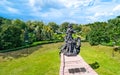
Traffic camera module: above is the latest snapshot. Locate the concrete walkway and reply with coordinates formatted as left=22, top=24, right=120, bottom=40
left=59, top=53, right=98, bottom=75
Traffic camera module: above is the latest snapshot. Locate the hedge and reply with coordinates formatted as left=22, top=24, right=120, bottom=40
left=0, top=40, right=63, bottom=53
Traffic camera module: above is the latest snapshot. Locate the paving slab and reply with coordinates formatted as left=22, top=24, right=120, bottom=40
left=59, top=53, right=98, bottom=75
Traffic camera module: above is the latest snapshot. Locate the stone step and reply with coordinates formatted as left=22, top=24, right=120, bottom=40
left=59, top=53, right=98, bottom=75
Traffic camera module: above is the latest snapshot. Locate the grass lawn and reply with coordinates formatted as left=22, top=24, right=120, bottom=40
left=0, top=43, right=62, bottom=75
left=0, top=42, right=120, bottom=75
left=80, top=42, right=120, bottom=75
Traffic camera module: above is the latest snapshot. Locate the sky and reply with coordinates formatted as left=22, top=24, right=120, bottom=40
left=0, top=0, right=120, bottom=24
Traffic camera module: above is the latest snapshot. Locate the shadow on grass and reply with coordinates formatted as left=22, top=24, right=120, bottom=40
left=0, top=45, right=42, bottom=61
left=89, top=61, right=100, bottom=69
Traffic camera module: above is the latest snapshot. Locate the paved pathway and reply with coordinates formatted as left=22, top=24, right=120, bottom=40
left=59, top=53, right=98, bottom=75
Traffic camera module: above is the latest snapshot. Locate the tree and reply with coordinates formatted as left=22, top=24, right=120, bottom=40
left=81, top=24, right=91, bottom=38
left=48, top=22, right=59, bottom=33
left=117, top=15, right=120, bottom=18
left=41, top=25, right=54, bottom=40
left=0, top=17, right=6, bottom=25
left=59, top=22, right=69, bottom=32
left=26, top=21, right=45, bottom=41
left=107, top=17, right=120, bottom=45
left=12, top=19, right=26, bottom=29
left=0, top=25, right=22, bottom=50
left=0, top=17, right=12, bottom=28
left=34, top=21, right=44, bottom=41
left=71, top=23, right=81, bottom=32
left=86, top=22, right=109, bottom=45
left=35, top=26, right=42, bottom=41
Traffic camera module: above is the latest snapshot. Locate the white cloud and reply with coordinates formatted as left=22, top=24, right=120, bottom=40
left=29, top=8, right=63, bottom=19
left=94, top=12, right=113, bottom=17
left=0, top=0, right=20, bottom=14
left=87, top=16, right=97, bottom=22
left=6, top=7, right=19, bottom=14
left=22, top=0, right=120, bottom=23
left=28, top=0, right=63, bottom=19
left=87, top=12, right=114, bottom=23
left=41, top=8, right=63, bottom=18
left=29, top=0, right=42, bottom=12
left=27, top=0, right=96, bottom=24
left=85, top=0, right=118, bottom=23
left=113, top=5, right=120, bottom=11
left=29, top=0, right=35, bottom=7
left=1, top=0, right=120, bottom=24
left=59, top=0, right=95, bottom=8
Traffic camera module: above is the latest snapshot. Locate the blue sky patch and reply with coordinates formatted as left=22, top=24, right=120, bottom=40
left=0, top=0, right=120, bottom=24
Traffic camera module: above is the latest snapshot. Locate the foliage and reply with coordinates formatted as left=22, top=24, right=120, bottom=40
left=48, top=22, right=59, bottom=33
left=86, top=22, right=110, bottom=45
left=59, top=22, right=69, bottom=33
left=1, top=15, right=120, bottom=50
left=81, top=24, right=91, bottom=38
left=85, top=16, right=120, bottom=46
left=0, top=25, right=22, bottom=50
left=107, top=17, right=120, bottom=45
left=72, top=23, right=81, bottom=32
left=0, top=17, right=62, bottom=50
left=12, top=19, right=26, bottom=29
left=41, top=25, right=54, bottom=40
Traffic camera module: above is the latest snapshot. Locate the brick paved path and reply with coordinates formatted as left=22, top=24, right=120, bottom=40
left=59, top=53, right=98, bottom=75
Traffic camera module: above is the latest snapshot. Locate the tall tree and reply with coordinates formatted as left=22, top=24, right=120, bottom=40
left=59, top=22, right=69, bottom=32
left=71, top=23, right=81, bottom=32
left=107, top=17, right=120, bottom=44
left=34, top=21, right=44, bottom=41
left=12, top=19, right=26, bottom=29
left=87, top=22, right=109, bottom=45
left=0, top=25, right=22, bottom=50
left=48, top=22, right=59, bottom=33
left=41, top=25, right=54, bottom=40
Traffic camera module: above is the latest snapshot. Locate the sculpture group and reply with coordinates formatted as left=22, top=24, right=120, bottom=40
left=60, top=24, right=81, bottom=56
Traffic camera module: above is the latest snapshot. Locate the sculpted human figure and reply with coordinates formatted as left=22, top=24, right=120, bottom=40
left=60, top=23, right=81, bottom=56
left=66, top=24, right=75, bottom=41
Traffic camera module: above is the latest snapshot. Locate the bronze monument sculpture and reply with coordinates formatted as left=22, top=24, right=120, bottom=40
left=60, top=24, right=81, bottom=56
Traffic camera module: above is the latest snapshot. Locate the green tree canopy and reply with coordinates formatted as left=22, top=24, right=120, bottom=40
left=59, top=22, right=69, bottom=33
left=0, top=25, right=22, bottom=49
left=48, top=22, right=59, bottom=33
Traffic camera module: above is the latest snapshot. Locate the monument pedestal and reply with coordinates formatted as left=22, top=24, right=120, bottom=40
left=59, top=53, right=98, bottom=75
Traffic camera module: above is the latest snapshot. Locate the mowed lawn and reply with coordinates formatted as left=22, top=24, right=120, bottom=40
left=0, top=42, right=120, bottom=75
left=80, top=42, right=120, bottom=75
left=0, top=43, right=62, bottom=75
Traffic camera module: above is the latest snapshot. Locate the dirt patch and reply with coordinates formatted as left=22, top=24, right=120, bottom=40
left=0, top=45, right=42, bottom=62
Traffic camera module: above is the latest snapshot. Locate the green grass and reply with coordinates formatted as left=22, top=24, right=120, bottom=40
left=0, top=42, right=120, bottom=75
left=0, top=43, right=62, bottom=75
left=80, top=42, right=120, bottom=75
